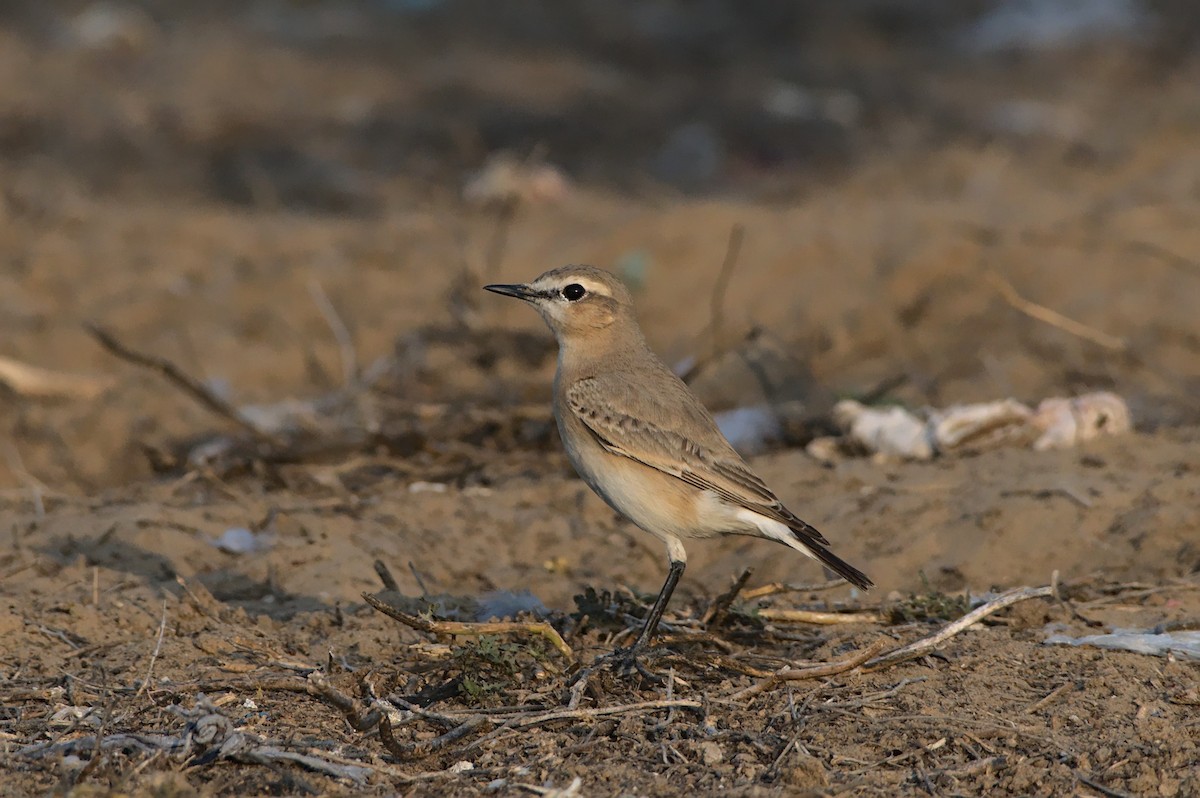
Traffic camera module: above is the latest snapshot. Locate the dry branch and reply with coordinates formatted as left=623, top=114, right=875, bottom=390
left=701, top=567, right=753, bottom=625
left=307, top=277, right=358, bottom=386
left=505, top=698, right=703, bottom=730
left=742, top=580, right=848, bottom=600
left=730, top=637, right=888, bottom=700
left=373, top=559, right=401, bottom=592
left=362, top=592, right=574, bottom=661
left=0, top=355, right=114, bottom=399
left=378, top=712, right=488, bottom=758
left=85, top=323, right=281, bottom=445
left=865, top=585, right=1054, bottom=671
left=134, top=600, right=169, bottom=698
left=679, top=223, right=745, bottom=383
left=708, top=223, right=746, bottom=355
left=19, top=699, right=374, bottom=783
left=986, top=272, right=1126, bottom=351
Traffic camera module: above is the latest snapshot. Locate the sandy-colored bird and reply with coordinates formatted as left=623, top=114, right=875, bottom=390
left=485, top=265, right=872, bottom=669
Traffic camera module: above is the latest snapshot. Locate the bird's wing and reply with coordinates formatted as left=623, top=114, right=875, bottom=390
left=565, top=375, right=830, bottom=545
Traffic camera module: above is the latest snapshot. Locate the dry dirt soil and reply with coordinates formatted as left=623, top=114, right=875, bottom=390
left=2, top=2, right=1200, bottom=796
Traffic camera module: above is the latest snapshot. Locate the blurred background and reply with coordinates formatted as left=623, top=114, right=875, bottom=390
left=4, top=11, right=1200, bottom=793
left=1, top=0, right=1199, bottom=493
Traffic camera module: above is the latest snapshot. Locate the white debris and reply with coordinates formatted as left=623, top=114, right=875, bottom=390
left=449, top=761, right=474, bottom=774
left=209, top=527, right=273, bottom=555
left=961, top=0, right=1148, bottom=53
left=463, top=154, right=570, bottom=206
left=715, top=406, right=783, bottom=456
left=0, top=356, right=114, bottom=400
left=535, top=777, right=583, bottom=797
left=1031, top=391, right=1132, bottom=450
left=475, top=590, right=549, bottom=621
left=928, top=398, right=1032, bottom=452
left=49, top=706, right=101, bottom=729
left=834, top=401, right=933, bottom=460
left=762, top=82, right=862, bottom=127
left=1045, top=628, right=1200, bottom=660
left=70, top=2, right=158, bottom=53
left=829, top=392, right=1131, bottom=461
left=409, top=481, right=448, bottom=494
left=986, top=99, right=1086, bottom=142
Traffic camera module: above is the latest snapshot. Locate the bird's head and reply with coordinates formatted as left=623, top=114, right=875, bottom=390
left=484, top=265, right=638, bottom=343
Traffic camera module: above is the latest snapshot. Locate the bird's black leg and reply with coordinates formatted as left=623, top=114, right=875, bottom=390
left=607, top=559, right=685, bottom=680
left=631, top=559, right=685, bottom=651
left=568, top=559, right=685, bottom=686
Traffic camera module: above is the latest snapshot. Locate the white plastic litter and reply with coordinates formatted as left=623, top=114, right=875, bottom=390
left=1031, top=391, right=1132, bottom=451
left=475, top=590, right=549, bottom=621
left=1045, top=628, right=1200, bottom=660
left=463, top=154, right=569, bottom=206
left=833, top=401, right=933, bottom=460
left=828, top=391, right=1131, bottom=461
left=715, top=406, right=783, bottom=456
left=209, top=527, right=273, bottom=555
left=928, top=398, right=1032, bottom=452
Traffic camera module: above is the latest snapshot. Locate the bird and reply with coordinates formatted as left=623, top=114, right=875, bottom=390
left=485, top=265, right=871, bottom=671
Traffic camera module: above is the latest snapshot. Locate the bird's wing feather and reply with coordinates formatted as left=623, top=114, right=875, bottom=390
left=566, top=375, right=830, bottom=545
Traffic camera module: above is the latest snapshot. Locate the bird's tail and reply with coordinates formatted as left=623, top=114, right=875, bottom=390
left=743, top=510, right=874, bottom=590
left=799, top=532, right=874, bottom=590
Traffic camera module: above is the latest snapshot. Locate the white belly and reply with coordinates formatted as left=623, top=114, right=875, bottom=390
left=563, top=421, right=749, bottom=543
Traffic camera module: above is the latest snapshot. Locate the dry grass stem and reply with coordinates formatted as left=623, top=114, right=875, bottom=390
left=362, top=593, right=574, bottom=661
left=730, top=637, right=888, bottom=699
left=742, top=580, right=848, bottom=600
left=134, top=600, right=169, bottom=698
left=307, top=276, right=359, bottom=386
left=865, top=585, right=1054, bottom=671
left=0, top=355, right=114, bottom=399
left=701, top=567, right=753, bottom=625
left=758, top=608, right=883, bottom=625
left=986, top=272, right=1127, bottom=351
left=85, top=323, right=281, bottom=445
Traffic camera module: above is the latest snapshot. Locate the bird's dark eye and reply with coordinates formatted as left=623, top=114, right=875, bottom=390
left=562, top=283, right=586, bottom=301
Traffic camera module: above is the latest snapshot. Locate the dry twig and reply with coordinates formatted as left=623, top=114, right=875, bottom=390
left=708, top=223, right=745, bottom=356
left=378, top=712, right=488, bottom=758
left=460, top=698, right=705, bottom=754
left=483, top=196, right=520, bottom=281
left=679, top=223, right=745, bottom=383
left=757, top=608, right=882, bottom=625
left=307, top=277, right=358, bottom=386
left=865, top=585, right=1054, bottom=671
left=85, top=323, right=280, bottom=445
left=986, top=272, right=1126, bottom=351
left=0, top=355, right=114, bottom=399
left=135, top=600, right=169, bottom=698
left=730, top=637, right=888, bottom=700
left=373, top=559, right=401, bottom=592
left=1023, top=681, right=1078, bottom=714
left=742, top=580, right=848, bottom=600
left=362, top=592, right=574, bottom=661
left=701, top=567, right=753, bottom=625
left=1, top=442, right=47, bottom=518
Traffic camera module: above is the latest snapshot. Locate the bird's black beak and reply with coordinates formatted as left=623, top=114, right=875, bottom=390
left=484, top=283, right=540, bottom=301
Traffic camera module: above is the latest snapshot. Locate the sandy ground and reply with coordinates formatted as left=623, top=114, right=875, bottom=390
left=2, top=2, right=1199, bottom=796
